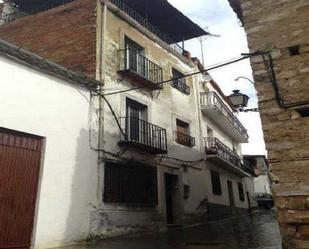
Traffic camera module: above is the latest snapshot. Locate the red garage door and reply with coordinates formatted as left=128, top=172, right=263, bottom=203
left=0, top=128, right=43, bottom=249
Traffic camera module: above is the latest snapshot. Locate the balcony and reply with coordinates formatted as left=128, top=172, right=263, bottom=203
left=175, top=131, right=195, bottom=147
left=0, top=0, right=76, bottom=24
left=172, top=79, right=190, bottom=95
left=118, top=48, right=163, bottom=90
left=200, top=92, right=248, bottom=143
left=119, top=117, right=167, bottom=154
left=109, top=0, right=208, bottom=56
left=205, top=137, right=248, bottom=175
left=0, top=11, right=28, bottom=24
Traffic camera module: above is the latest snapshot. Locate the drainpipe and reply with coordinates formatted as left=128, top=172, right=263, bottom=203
left=194, top=73, right=206, bottom=168
left=96, top=0, right=108, bottom=200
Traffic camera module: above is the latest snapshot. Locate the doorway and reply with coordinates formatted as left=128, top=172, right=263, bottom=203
left=165, top=174, right=179, bottom=224
left=125, top=37, right=145, bottom=75
left=0, top=128, right=43, bottom=249
left=126, top=98, right=147, bottom=143
left=227, top=180, right=235, bottom=213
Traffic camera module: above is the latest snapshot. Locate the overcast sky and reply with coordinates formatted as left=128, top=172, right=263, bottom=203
left=168, top=0, right=266, bottom=156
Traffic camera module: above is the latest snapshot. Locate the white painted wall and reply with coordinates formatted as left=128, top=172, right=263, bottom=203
left=0, top=56, right=98, bottom=249
left=254, top=175, right=272, bottom=194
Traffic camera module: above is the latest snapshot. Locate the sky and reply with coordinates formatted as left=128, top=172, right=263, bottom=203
left=168, top=0, right=266, bottom=156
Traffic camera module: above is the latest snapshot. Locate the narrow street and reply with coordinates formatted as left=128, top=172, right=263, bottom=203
left=60, top=210, right=281, bottom=249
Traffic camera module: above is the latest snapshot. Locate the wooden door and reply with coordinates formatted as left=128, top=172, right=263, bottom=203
left=227, top=180, right=235, bottom=214
left=0, top=128, right=43, bottom=249
left=165, top=174, right=179, bottom=224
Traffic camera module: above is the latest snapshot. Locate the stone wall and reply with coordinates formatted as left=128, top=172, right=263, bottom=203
left=0, top=0, right=97, bottom=77
left=229, top=0, right=309, bottom=248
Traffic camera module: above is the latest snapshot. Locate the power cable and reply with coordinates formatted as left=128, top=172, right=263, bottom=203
left=92, top=90, right=126, bottom=137
left=102, top=55, right=252, bottom=96
left=262, top=52, right=309, bottom=108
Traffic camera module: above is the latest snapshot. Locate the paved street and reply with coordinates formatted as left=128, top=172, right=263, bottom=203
left=59, top=210, right=281, bottom=249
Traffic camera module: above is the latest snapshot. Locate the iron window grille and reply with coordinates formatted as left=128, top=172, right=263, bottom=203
left=175, top=131, right=195, bottom=147
left=118, top=48, right=163, bottom=85
left=172, top=79, right=190, bottom=95
left=103, top=161, right=157, bottom=207
left=172, top=69, right=190, bottom=95
left=211, top=170, right=222, bottom=195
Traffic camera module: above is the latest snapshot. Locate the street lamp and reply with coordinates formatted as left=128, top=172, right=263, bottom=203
left=229, top=76, right=259, bottom=112
left=228, top=90, right=249, bottom=109
left=234, top=76, right=254, bottom=85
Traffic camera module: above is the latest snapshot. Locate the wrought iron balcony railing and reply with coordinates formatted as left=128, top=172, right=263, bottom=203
left=205, top=137, right=241, bottom=168
left=200, top=91, right=248, bottom=140
left=118, top=48, right=163, bottom=89
left=119, top=117, right=167, bottom=154
left=0, top=11, right=28, bottom=24
left=109, top=0, right=187, bottom=55
left=0, top=0, right=77, bottom=24
left=175, top=131, right=195, bottom=147
left=110, top=0, right=173, bottom=44
left=172, top=79, right=190, bottom=95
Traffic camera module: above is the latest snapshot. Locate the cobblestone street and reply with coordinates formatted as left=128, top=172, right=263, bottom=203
left=59, top=210, right=281, bottom=249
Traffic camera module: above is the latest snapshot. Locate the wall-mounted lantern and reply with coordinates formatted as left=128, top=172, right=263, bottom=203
left=228, top=90, right=249, bottom=109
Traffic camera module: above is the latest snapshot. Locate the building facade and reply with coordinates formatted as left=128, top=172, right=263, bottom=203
left=0, top=39, right=99, bottom=249
left=244, top=155, right=271, bottom=195
left=0, top=0, right=254, bottom=248
left=228, top=0, right=309, bottom=248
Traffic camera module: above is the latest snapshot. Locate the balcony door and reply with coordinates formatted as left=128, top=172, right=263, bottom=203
left=125, top=37, right=146, bottom=76
left=227, top=180, right=235, bottom=214
left=126, top=98, right=147, bottom=143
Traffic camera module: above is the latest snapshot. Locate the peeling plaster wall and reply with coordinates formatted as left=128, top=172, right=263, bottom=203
left=93, top=5, right=251, bottom=237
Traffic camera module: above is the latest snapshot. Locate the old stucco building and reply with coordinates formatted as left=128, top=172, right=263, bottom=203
left=0, top=0, right=255, bottom=248
left=228, top=0, right=309, bottom=248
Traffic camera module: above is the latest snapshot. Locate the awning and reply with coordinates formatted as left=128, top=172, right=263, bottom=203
left=8, top=0, right=209, bottom=44
left=123, top=0, right=209, bottom=43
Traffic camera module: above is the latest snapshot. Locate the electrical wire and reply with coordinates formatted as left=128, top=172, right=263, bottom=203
left=102, top=55, right=251, bottom=96
left=92, top=90, right=126, bottom=137
left=262, top=53, right=309, bottom=108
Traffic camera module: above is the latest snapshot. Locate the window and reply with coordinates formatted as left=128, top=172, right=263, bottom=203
left=298, top=108, right=309, bottom=118
left=126, top=98, right=147, bottom=142
left=172, top=68, right=190, bottom=95
left=124, top=37, right=146, bottom=75
left=176, top=119, right=195, bottom=147
left=103, top=161, right=157, bottom=207
left=207, top=126, right=214, bottom=138
left=125, top=36, right=144, bottom=53
left=211, top=170, right=222, bottom=195
left=288, top=45, right=300, bottom=56
left=238, top=182, right=245, bottom=201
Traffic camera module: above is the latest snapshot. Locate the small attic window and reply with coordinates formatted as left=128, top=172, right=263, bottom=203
left=298, top=109, right=309, bottom=117
left=288, top=45, right=300, bottom=56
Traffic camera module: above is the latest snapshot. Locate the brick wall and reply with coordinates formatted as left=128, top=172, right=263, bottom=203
left=228, top=1, right=309, bottom=248
left=0, top=0, right=97, bottom=78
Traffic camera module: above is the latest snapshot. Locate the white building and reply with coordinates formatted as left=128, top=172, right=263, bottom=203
left=0, top=0, right=256, bottom=248
left=244, top=155, right=271, bottom=195
left=0, top=39, right=100, bottom=249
